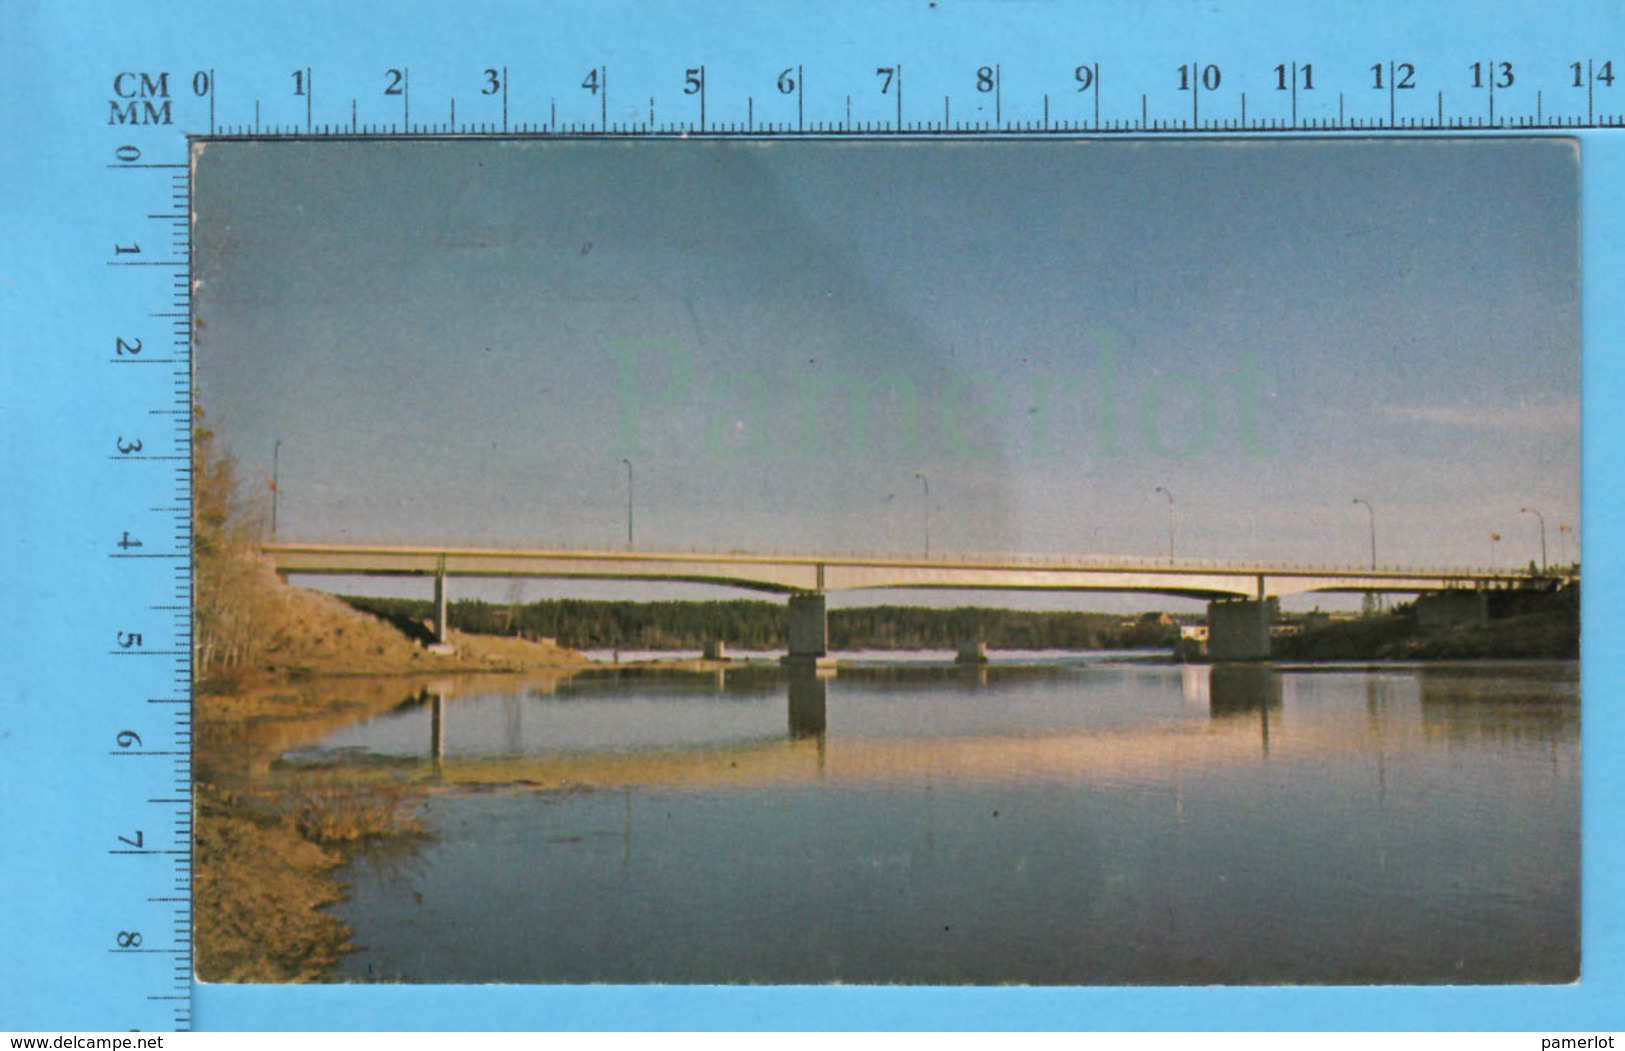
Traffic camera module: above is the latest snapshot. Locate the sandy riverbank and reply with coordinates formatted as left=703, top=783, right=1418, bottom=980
left=194, top=570, right=600, bottom=982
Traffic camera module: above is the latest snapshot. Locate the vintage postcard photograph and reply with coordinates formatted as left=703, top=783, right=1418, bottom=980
left=189, top=137, right=1578, bottom=985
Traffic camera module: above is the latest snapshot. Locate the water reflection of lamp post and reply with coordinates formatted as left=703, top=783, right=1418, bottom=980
left=1519, top=506, right=1547, bottom=573
left=1153, top=486, right=1175, bottom=564
left=1353, top=497, right=1377, bottom=614
left=914, top=473, right=931, bottom=557
left=622, top=458, right=634, bottom=549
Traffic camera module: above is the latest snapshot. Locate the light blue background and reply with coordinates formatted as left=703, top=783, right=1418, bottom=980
left=1, top=0, right=1620, bottom=1032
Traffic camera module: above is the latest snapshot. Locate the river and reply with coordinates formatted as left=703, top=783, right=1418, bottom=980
left=275, top=655, right=1578, bottom=984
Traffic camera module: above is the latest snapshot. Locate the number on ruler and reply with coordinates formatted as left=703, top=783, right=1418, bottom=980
left=1373, top=62, right=1417, bottom=89
left=1573, top=60, right=1616, bottom=86
left=1179, top=64, right=1221, bottom=91
left=1471, top=61, right=1514, bottom=88
left=1275, top=64, right=1315, bottom=90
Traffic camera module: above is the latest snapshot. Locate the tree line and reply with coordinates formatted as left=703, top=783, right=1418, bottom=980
left=339, top=595, right=1187, bottom=651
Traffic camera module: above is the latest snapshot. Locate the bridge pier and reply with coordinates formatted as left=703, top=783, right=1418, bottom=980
left=955, top=639, right=989, bottom=664
left=432, top=562, right=448, bottom=645
left=783, top=592, right=835, bottom=669
left=1207, top=598, right=1271, bottom=661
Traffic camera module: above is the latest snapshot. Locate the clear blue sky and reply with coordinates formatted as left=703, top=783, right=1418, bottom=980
left=194, top=138, right=1579, bottom=607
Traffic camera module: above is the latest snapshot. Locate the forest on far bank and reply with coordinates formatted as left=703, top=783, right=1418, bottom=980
left=339, top=595, right=1192, bottom=652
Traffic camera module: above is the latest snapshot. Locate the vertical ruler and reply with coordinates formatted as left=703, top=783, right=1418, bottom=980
left=102, top=127, right=196, bottom=1031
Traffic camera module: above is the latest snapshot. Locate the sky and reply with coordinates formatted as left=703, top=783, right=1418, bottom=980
left=193, top=138, right=1580, bottom=609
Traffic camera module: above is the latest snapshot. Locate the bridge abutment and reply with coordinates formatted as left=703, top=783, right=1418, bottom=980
left=1415, top=589, right=1489, bottom=631
left=1207, top=598, right=1271, bottom=661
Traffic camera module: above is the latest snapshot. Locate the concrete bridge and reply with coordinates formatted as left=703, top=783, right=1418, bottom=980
left=262, top=541, right=1571, bottom=661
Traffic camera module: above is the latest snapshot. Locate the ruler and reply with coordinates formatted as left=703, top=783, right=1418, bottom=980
left=3, top=0, right=1623, bottom=1033
left=154, top=57, right=1625, bottom=139
left=97, top=153, right=196, bottom=1032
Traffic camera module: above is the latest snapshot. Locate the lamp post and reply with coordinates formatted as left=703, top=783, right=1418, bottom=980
left=1153, top=486, right=1175, bottom=564
left=914, top=473, right=930, bottom=557
left=271, top=439, right=281, bottom=540
left=622, top=458, right=634, bottom=549
left=1519, top=506, right=1547, bottom=573
left=1352, top=497, right=1377, bottom=614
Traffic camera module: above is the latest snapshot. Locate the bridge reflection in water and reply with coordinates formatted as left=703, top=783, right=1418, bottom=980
left=335, top=658, right=1583, bottom=795
left=1208, top=663, right=1284, bottom=755
left=416, top=664, right=835, bottom=776
left=284, top=658, right=1576, bottom=985
left=786, top=666, right=828, bottom=740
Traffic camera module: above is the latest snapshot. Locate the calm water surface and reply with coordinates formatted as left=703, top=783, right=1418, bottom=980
left=288, top=656, right=1578, bottom=984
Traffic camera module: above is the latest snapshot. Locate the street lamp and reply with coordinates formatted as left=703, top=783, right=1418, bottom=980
left=622, top=458, right=634, bottom=549
left=914, top=473, right=931, bottom=557
left=1352, top=497, right=1377, bottom=614
left=271, top=439, right=281, bottom=540
left=1519, top=506, right=1547, bottom=573
left=1153, top=486, right=1175, bottom=564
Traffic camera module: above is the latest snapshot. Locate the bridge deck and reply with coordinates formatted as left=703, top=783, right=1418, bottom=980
left=261, top=541, right=1566, bottom=599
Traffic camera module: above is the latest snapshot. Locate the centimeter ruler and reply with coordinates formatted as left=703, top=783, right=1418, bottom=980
left=99, top=147, right=195, bottom=1032
left=73, top=18, right=1619, bottom=1033
left=147, top=55, right=1623, bottom=138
